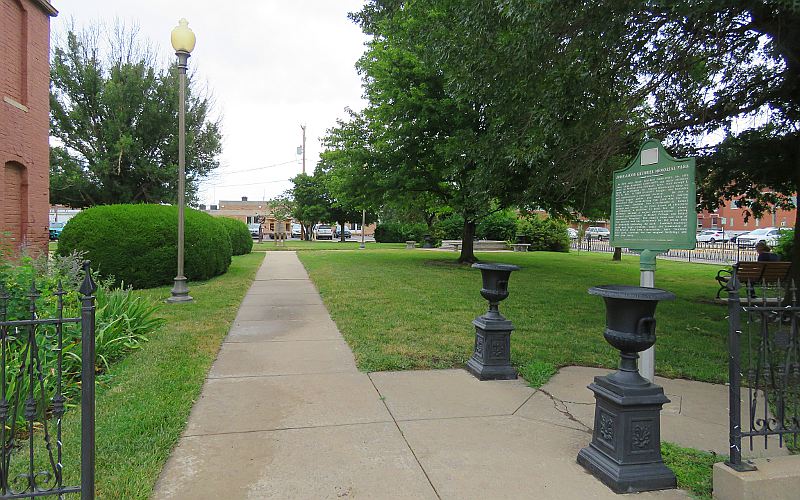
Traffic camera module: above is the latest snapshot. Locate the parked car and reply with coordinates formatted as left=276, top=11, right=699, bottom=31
left=291, top=223, right=302, bottom=238
left=48, top=221, right=65, bottom=240
left=333, top=225, right=352, bottom=239
left=247, top=223, right=260, bottom=238
left=584, top=226, right=610, bottom=240
left=695, top=229, right=729, bottom=243
left=736, top=227, right=782, bottom=248
left=567, top=227, right=579, bottom=239
left=314, top=224, right=333, bottom=240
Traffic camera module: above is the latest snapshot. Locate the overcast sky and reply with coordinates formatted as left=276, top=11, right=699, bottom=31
left=51, top=0, right=369, bottom=206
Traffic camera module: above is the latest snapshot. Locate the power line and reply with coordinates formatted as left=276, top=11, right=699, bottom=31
left=215, top=159, right=297, bottom=175
left=208, top=178, right=292, bottom=188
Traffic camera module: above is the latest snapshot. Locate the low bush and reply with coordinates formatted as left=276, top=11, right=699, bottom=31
left=216, top=217, right=253, bottom=256
left=774, top=229, right=794, bottom=261
left=516, top=215, right=570, bottom=252
left=476, top=211, right=518, bottom=241
left=435, top=214, right=465, bottom=240
left=58, top=204, right=232, bottom=289
left=374, top=222, right=428, bottom=243
left=0, top=252, right=164, bottom=429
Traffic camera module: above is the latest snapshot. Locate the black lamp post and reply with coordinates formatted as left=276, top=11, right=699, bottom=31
left=466, top=263, right=520, bottom=380
left=577, top=285, right=676, bottom=493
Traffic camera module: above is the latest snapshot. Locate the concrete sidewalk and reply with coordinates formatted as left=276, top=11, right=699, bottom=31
left=153, top=252, right=780, bottom=499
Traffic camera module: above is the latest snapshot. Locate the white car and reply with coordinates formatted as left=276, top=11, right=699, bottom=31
left=291, top=223, right=302, bottom=238
left=736, top=227, right=782, bottom=248
left=314, top=224, right=333, bottom=240
left=584, top=226, right=610, bottom=240
left=696, top=229, right=728, bottom=243
left=567, top=227, right=578, bottom=239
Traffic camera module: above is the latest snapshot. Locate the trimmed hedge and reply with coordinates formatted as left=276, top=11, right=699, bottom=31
left=476, top=211, right=518, bottom=241
left=516, top=215, right=570, bottom=252
left=374, top=222, right=428, bottom=243
left=58, top=204, right=232, bottom=289
left=216, top=216, right=253, bottom=256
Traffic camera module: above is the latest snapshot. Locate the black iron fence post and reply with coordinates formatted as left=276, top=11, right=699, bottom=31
left=725, top=273, right=759, bottom=472
left=79, top=262, right=96, bottom=500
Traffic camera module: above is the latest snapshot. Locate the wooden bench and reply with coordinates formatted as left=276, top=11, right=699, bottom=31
left=716, top=261, right=792, bottom=299
left=511, top=243, right=530, bottom=252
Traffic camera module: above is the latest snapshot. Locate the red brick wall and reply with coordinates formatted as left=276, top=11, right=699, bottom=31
left=0, top=0, right=52, bottom=256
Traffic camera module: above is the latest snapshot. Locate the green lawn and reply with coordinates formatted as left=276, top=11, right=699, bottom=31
left=299, top=249, right=729, bottom=383
left=254, top=239, right=405, bottom=251
left=55, top=252, right=264, bottom=498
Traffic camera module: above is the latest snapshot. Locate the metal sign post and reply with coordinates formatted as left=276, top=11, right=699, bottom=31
left=611, top=140, right=696, bottom=382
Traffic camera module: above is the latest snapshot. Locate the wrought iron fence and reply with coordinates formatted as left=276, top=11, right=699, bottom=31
left=0, top=262, right=95, bottom=499
left=570, top=238, right=758, bottom=265
left=725, top=273, right=800, bottom=470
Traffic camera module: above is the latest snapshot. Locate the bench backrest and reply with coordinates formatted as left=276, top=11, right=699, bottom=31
left=734, top=261, right=793, bottom=284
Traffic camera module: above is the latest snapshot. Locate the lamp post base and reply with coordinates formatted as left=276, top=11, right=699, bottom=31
left=167, top=276, right=193, bottom=303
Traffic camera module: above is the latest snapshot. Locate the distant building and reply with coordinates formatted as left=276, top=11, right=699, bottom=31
left=207, top=197, right=292, bottom=239
left=698, top=192, right=797, bottom=232
left=0, top=0, right=58, bottom=256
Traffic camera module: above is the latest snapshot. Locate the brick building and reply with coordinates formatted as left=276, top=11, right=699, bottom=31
left=0, top=0, right=57, bottom=256
left=207, top=198, right=293, bottom=238
left=697, top=192, right=797, bottom=232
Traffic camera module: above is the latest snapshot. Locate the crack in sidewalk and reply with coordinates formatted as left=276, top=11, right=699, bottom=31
left=537, top=389, right=593, bottom=434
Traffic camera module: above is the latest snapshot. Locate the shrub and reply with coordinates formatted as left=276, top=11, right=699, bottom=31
left=58, top=204, right=232, bottom=289
left=216, top=216, right=253, bottom=256
left=476, top=211, right=518, bottom=241
left=0, top=251, right=164, bottom=428
left=435, top=214, right=465, bottom=240
left=374, top=222, right=428, bottom=243
left=774, top=229, right=794, bottom=261
left=516, top=215, right=570, bottom=252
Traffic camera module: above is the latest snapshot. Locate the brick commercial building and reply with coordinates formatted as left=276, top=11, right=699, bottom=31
left=0, top=0, right=57, bottom=256
left=697, top=192, right=797, bottom=232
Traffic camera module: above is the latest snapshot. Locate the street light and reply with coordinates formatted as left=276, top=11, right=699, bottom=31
left=167, top=18, right=196, bottom=304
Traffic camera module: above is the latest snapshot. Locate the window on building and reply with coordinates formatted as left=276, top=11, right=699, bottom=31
left=246, top=216, right=253, bottom=224
left=270, top=223, right=275, bottom=231
left=285, top=223, right=290, bottom=232
left=755, top=218, right=760, bottom=227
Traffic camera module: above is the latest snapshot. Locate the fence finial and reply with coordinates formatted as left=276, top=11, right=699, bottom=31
left=79, top=261, right=96, bottom=296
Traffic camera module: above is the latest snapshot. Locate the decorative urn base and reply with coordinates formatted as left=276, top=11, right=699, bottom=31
left=466, top=263, right=520, bottom=380
left=577, top=285, right=676, bottom=493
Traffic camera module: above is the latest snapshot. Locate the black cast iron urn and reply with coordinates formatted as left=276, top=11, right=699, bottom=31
left=577, top=285, right=677, bottom=494
left=466, top=263, right=520, bottom=380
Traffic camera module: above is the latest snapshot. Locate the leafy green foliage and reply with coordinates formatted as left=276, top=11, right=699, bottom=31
left=435, top=214, right=465, bottom=240
left=374, top=222, right=428, bottom=243
left=216, top=217, right=253, bottom=256
left=0, top=251, right=164, bottom=430
left=516, top=216, right=569, bottom=252
left=49, top=24, right=221, bottom=206
left=57, top=204, right=232, bottom=289
left=476, top=211, right=518, bottom=241
left=774, top=229, right=794, bottom=261
left=290, top=173, right=331, bottom=240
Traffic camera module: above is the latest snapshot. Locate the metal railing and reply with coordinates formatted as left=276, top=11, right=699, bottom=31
left=0, top=262, right=95, bottom=499
left=570, top=239, right=758, bottom=265
left=725, top=274, right=800, bottom=471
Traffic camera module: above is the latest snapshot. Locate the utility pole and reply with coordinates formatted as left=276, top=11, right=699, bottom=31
left=300, top=124, right=307, bottom=174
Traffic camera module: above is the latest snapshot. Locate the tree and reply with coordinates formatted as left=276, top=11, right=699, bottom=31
left=289, top=174, right=329, bottom=240
left=49, top=23, right=222, bottom=206
left=359, top=1, right=800, bottom=277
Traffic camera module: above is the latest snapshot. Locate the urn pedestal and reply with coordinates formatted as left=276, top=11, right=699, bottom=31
left=577, top=285, right=677, bottom=493
left=466, top=263, right=520, bottom=380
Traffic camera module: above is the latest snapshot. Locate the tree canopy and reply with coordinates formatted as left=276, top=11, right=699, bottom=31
left=49, top=24, right=222, bottom=207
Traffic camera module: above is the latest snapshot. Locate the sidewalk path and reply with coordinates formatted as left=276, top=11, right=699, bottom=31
left=153, top=252, right=776, bottom=499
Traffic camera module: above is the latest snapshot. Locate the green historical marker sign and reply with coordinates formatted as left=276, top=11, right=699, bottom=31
left=611, top=139, right=697, bottom=251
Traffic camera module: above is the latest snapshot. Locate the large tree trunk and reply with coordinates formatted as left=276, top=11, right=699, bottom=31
left=458, top=219, right=478, bottom=264
left=339, top=220, right=347, bottom=242
left=612, top=247, right=622, bottom=261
